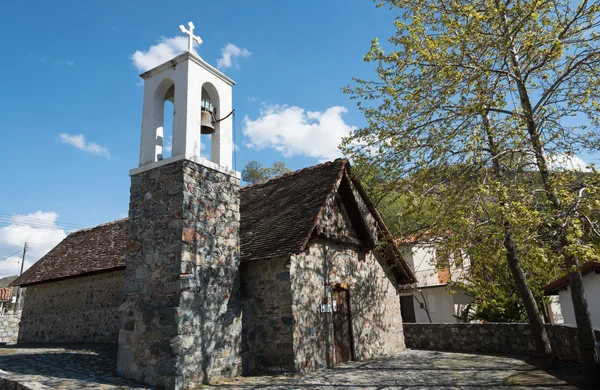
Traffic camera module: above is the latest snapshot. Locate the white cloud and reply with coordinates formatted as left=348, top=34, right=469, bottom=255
left=58, top=133, right=111, bottom=158
left=548, top=153, right=591, bottom=172
left=216, top=44, right=251, bottom=70
left=0, top=256, right=33, bottom=278
left=0, top=211, right=68, bottom=278
left=164, top=135, right=173, bottom=154
left=243, top=104, right=356, bottom=161
left=131, top=36, right=192, bottom=73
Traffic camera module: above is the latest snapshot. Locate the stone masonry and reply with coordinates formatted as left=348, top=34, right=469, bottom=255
left=288, top=175, right=404, bottom=372
left=240, top=256, right=295, bottom=374
left=19, top=270, right=124, bottom=343
left=404, top=323, right=600, bottom=363
left=0, top=313, right=21, bottom=344
left=290, top=240, right=405, bottom=372
left=237, top=169, right=406, bottom=374
left=117, top=159, right=241, bottom=389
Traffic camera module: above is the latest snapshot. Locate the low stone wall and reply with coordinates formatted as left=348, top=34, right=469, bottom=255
left=404, top=323, right=600, bottom=363
left=0, top=314, right=20, bottom=344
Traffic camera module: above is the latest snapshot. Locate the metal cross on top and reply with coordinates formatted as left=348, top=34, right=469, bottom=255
left=179, top=21, right=203, bottom=53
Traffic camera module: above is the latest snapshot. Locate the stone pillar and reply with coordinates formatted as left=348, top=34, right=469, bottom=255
left=117, top=158, right=241, bottom=389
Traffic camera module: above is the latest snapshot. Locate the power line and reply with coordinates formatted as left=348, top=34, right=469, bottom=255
left=0, top=215, right=84, bottom=229
left=14, top=243, right=27, bottom=313
left=0, top=249, right=24, bottom=262
left=0, top=224, right=72, bottom=235
left=0, top=213, right=85, bottom=229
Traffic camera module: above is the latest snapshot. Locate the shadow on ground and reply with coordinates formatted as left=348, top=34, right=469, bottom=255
left=0, top=346, right=592, bottom=389
left=206, top=350, right=593, bottom=389
left=0, top=344, right=149, bottom=389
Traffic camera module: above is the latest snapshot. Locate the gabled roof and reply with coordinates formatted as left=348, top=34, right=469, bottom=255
left=11, top=219, right=128, bottom=287
left=12, top=159, right=416, bottom=287
left=544, top=262, right=600, bottom=295
left=239, top=159, right=345, bottom=262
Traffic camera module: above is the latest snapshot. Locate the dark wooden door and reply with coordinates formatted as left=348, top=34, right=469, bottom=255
left=400, top=295, right=416, bottom=323
left=332, top=288, right=352, bottom=365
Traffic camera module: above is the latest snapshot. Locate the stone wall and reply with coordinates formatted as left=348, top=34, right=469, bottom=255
left=0, top=314, right=21, bottom=344
left=290, top=239, right=405, bottom=373
left=404, top=323, right=600, bottom=362
left=18, top=270, right=123, bottom=343
left=118, top=159, right=241, bottom=389
left=240, top=256, right=294, bottom=374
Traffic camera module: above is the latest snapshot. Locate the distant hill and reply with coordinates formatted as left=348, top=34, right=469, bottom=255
left=0, top=276, right=17, bottom=288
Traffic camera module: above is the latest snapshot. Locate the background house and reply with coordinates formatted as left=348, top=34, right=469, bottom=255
left=398, top=240, right=474, bottom=323
left=544, top=262, right=600, bottom=328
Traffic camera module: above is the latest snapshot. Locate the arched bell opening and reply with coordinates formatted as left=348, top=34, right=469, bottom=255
left=201, top=82, right=220, bottom=163
left=153, top=78, right=175, bottom=161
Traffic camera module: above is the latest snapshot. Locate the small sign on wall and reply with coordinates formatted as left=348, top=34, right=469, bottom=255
left=321, top=301, right=338, bottom=313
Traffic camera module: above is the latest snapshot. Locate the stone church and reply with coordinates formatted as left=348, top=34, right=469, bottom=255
left=11, top=24, right=416, bottom=390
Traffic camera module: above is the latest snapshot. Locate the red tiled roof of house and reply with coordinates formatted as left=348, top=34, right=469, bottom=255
left=543, top=262, right=600, bottom=295
left=0, top=288, right=12, bottom=301
left=11, top=159, right=416, bottom=287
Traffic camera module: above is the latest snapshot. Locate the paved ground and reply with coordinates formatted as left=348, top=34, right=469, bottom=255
left=0, top=345, right=588, bottom=389
left=0, top=345, right=149, bottom=389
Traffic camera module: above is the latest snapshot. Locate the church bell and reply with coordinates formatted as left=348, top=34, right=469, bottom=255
left=200, top=99, right=215, bottom=134
left=200, top=110, right=215, bottom=134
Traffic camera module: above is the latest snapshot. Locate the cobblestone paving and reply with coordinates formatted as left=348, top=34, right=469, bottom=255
left=0, top=346, right=586, bottom=389
left=0, top=344, right=149, bottom=389
left=208, top=350, right=585, bottom=390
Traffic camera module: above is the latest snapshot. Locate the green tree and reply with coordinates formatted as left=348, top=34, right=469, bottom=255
left=343, top=0, right=600, bottom=380
left=269, top=161, right=291, bottom=178
left=241, top=160, right=291, bottom=185
left=241, top=160, right=268, bottom=185
left=364, top=167, right=559, bottom=323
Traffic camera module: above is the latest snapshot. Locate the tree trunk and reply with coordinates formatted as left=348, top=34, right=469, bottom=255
left=493, top=3, right=599, bottom=380
left=502, top=222, right=554, bottom=365
left=564, top=251, right=599, bottom=382
left=482, top=113, right=554, bottom=366
left=514, top=71, right=599, bottom=384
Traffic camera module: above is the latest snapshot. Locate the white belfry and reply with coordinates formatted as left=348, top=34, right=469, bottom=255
left=179, top=21, right=202, bottom=53
left=135, top=22, right=236, bottom=174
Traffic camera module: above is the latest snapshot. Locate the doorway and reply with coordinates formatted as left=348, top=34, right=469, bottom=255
left=332, top=287, right=353, bottom=365
left=400, top=295, right=416, bottom=323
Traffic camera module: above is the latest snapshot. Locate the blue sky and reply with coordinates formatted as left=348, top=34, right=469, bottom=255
left=0, top=0, right=399, bottom=275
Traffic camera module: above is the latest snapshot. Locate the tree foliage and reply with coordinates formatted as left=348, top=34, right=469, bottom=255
left=241, top=160, right=291, bottom=185
left=344, top=0, right=600, bottom=377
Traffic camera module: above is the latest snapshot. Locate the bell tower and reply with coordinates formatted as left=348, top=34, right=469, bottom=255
left=137, top=21, right=235, bottom=170
left=118, top=22, right=242, bottom=389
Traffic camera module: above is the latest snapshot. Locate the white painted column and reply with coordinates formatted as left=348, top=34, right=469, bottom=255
left=139, top=78, right=164, bottom=166
left=172, top=61, right=202, bottom=158
left=214, top=90, right=233, bottom=169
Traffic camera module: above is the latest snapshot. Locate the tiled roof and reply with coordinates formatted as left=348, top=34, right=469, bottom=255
left=543, top=262, right=600, bottom=295
left=12, top=159, right=416, bottom=287
left=10, top=219, right=128, bottom=287
left=239, top=159, right=345, bottom=261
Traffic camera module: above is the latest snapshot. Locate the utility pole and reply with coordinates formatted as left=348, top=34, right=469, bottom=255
left=13, top=242, right=27, bottom=314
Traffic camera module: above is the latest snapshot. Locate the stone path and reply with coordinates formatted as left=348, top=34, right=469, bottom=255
left=208, top=350, right=587, bottom=390
left=0, top=344, right=149, bottom=389
left=0, top=345, right=588, bottom=389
